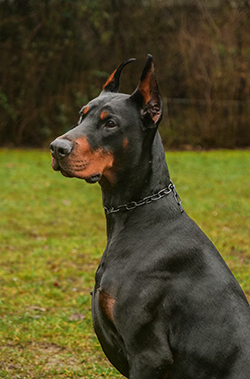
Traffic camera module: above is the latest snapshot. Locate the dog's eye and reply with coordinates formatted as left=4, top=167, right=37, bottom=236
left=105, top=120, right=116, bottom=128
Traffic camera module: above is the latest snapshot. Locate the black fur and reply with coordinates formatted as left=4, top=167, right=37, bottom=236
left=50, top=55, right=250, bottom=378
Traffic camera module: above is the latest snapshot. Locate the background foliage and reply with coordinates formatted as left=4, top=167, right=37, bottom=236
left=1, top=0, right=250, bottom=148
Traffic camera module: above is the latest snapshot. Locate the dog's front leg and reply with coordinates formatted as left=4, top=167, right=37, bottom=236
left=128, top=346, right=173, bottom=379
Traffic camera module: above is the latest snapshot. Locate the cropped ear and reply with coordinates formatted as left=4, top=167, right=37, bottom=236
left=130, top=54, right=162, bottom=129
left=102, top=58, right=136, bottom=93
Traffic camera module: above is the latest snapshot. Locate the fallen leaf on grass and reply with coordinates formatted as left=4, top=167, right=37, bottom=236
left=29, top=306, right=47, bottom=312
left=69, top=313, right=85, bottom=321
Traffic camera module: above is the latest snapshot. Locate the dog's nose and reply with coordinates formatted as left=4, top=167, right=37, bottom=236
left=50, top=138, right=73, bottom=159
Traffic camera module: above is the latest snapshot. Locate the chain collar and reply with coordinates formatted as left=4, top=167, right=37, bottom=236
left=103, top=180, right=184, bottom=215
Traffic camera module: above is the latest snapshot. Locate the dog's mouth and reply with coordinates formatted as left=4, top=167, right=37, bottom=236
left=51, top=157, right=101, bottom=183
left=85, top=174, right=102, bottom=183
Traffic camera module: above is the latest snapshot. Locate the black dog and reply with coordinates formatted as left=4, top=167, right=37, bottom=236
left=50, top=55, right=250, bottom=378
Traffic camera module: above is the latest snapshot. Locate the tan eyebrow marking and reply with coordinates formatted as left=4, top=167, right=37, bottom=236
left=100, top=111, right=110, bottom=120
left=82, top=106, right=90, bottom=115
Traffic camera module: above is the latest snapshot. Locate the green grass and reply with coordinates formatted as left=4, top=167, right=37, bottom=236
left=0, top=148, right=250, bottom=378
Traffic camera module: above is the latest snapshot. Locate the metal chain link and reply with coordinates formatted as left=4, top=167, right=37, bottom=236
left=103, top=180, right=184, bottom=214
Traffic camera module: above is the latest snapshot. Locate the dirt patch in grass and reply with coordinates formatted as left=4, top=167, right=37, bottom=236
left=34, top=342, right=83, bottom=371
left=0, top=341, right=107, bottom=378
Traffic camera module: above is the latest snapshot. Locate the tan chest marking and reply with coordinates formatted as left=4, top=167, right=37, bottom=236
left=98, top=290, right=115, bottom=322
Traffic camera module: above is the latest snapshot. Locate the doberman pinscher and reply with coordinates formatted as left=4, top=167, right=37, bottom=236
left=50, top=55, right=250, bottom=378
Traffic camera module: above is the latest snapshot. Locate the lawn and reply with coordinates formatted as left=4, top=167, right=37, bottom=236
left=0, top=148, right=249, bottom=378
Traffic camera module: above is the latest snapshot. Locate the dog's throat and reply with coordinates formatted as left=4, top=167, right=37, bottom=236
left=103, top=180, right=184, bottom=215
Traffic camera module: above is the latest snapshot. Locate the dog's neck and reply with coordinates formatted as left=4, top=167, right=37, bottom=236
left=100, top=131, right=171, bottom=218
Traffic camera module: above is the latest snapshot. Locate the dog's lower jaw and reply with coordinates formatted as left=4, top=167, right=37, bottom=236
left=61, top=169, right=101, bottom=183
left=61, top=168, right=101, bottom=183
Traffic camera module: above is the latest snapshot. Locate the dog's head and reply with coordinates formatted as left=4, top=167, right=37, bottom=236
left=50, top=54, right=162, bottom=185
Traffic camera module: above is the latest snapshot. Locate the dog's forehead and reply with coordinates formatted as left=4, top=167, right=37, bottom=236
left=87, top=92, right=130, bottom=111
